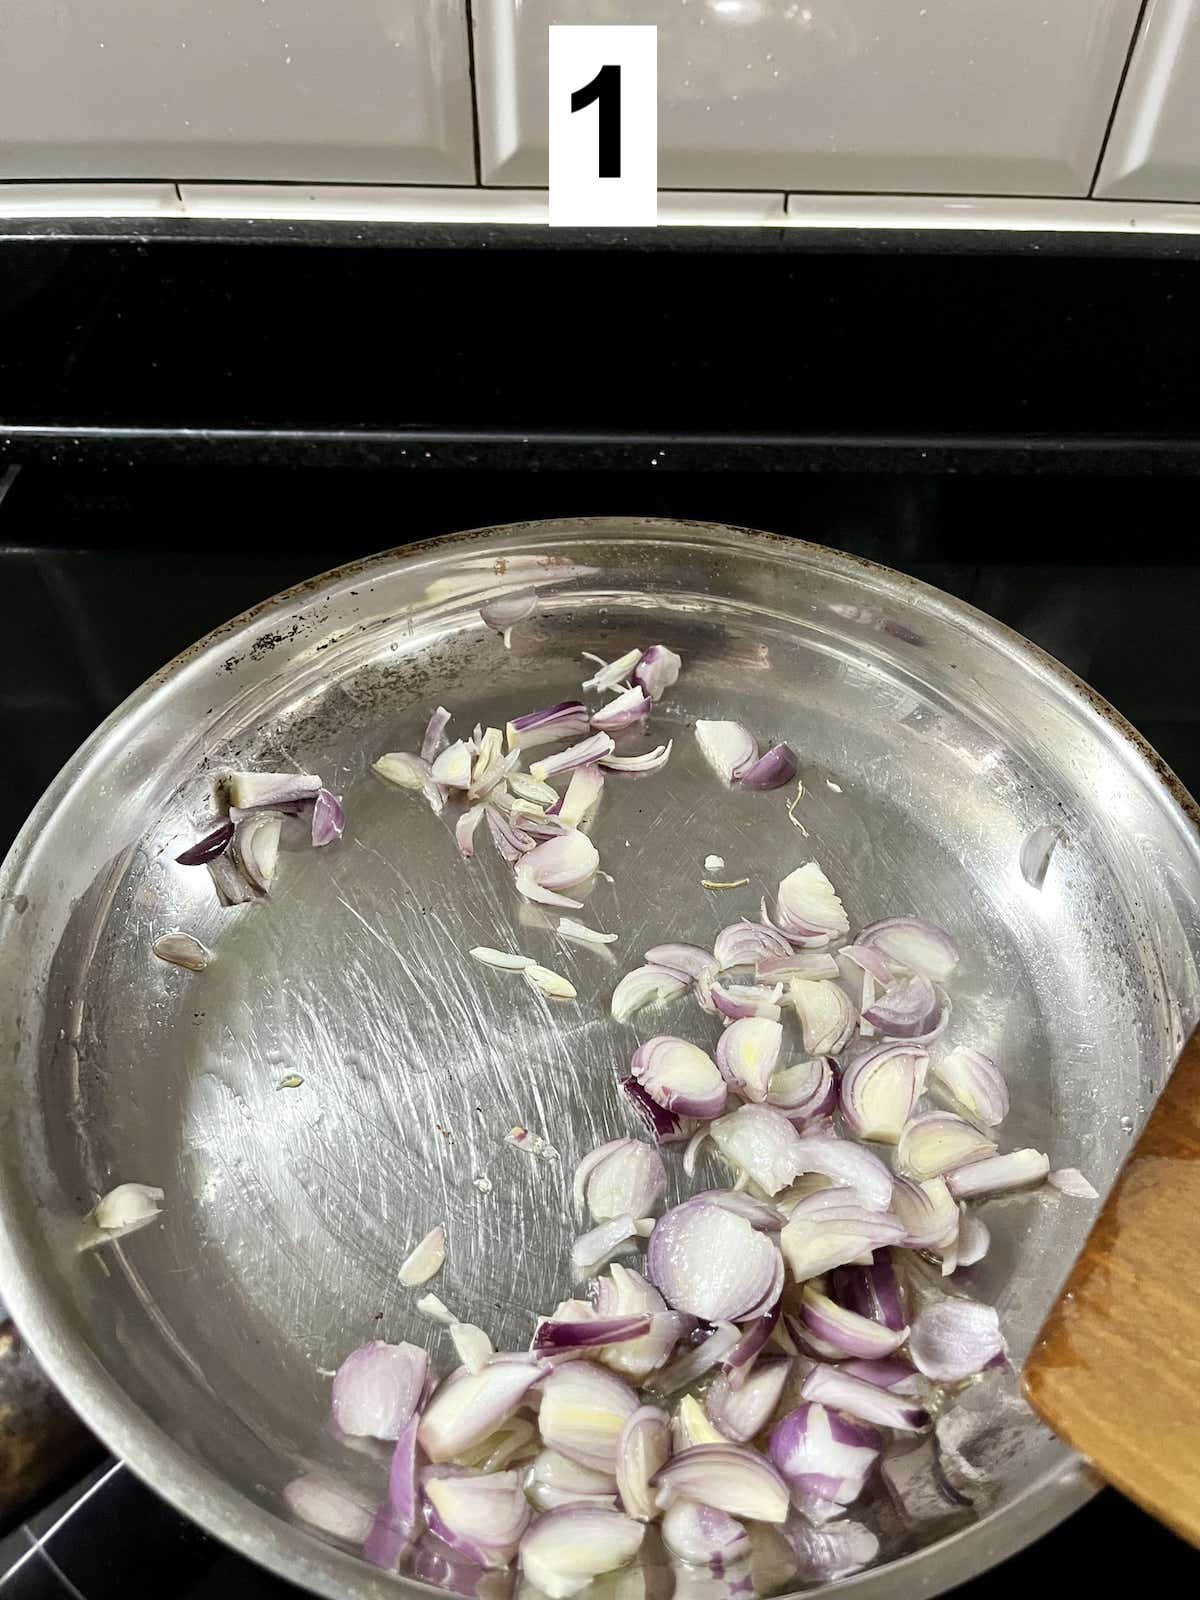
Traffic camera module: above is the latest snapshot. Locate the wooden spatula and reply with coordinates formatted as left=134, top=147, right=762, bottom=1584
left=1022, top=1029, right=1200, bottom=1546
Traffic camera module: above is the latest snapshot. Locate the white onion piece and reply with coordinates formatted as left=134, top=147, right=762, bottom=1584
left=713, top=920, right=792, bottom=971
left=283, top=1475, right=373, bottom=1544
left=647, top=1201, right=782, bottom=1323
left=450, top=1324, right=494, bottom=1375
left=860, top=974, right=941, bottom=1039
left=611, top=966, right=689, bottom=1023
left=673, top=1392, right=730, bottom=1451
left=645, top=943, right=718, bottom=982
left=705, top=1355, right=791, bottom=1443
left=654, top=1443, right=789, bottom=1524
left=799, top=1287, right=909, bottom=1359
left=599, top=742, right=673, bottom=774
left=507, top=771, right=558, bottom=806
left=575, top=1139, right=667, bottom=1223
left=897, top=1113, right=997, bottom=1180
left=710, top=981, right=784, bottom=1023
left=789, top=980, right=857, bottom=1056
left=909, top=1299, right=1006, bottom=1381
left=630, top=644, right=681, bottom=704
left=582, top=647, right=643, bottom=693
left=839, top=1043, right=928, bottom=1144
left=766, top=1058, right=836, bottom=1124
left=470, top=948, right=534, bottom=972
left=695, top=720, right=758, bottom=783
left=1047, top=1166, right=1099, bottom=1199
left=633, top=1037, right=727, bottom=1120
left=616, top=1405, right=670, bottom=1521
left=768, top=1401, right=882, bottom=1514
left=416, top=1293, right=459, bottom=1324
left=331, top=1340, right=427, bottom=1439
left=430, top=739, right=474, bottom=789
left=373, top=751, right=446, bottom=814
left=92, top=1182, right=164, bottom=1238
left=931, top=1047, right=1010, bottom=1129
left=945, top=1148, right=1050, bottom=1198
left=225, top=770, right=321, bottom=809
left=362, top=1414, right=420, bottom=1570
left=399, top=1223, right=446, bottom=1286
left=1020, top=824, right=1062, bottom=889
left=424, top=1470, right=531, bottom=1569
left=956, top=1206, right=991, bottom=1267
left=519, top=1505, right=645, bottom=1599
left=858, top=918, right=959, bottom=983
left=780, top=1194, right=905, bottom=1282
left=507, top=701, right=590, bottom=752
left=538, top=1362, right=641, bottom=1473
left=419, top=1361, right=544, bottom=1462
left=647, top=1322, right=741, bottom=1396
left=661, top=1501, right=751, bottom=1570
left=690, top=1189, right=784, bottom=1232
left=715, top=1018, right=783, bottom=1103
left=515, top=831, right=599, bottom=909
left=592, top=686, right=653, bottom=733
left=790, top=1135, right=894, bottom=1211
left=596, top=1264, right=685, bottom=1381
left=232, top=813, right=281, bottom=894
left=152, top=931, right=212, bottom=971
left=774, top=862, right=850, bottom=943
left=572, top=1215, right=639, bottom=1278
left=558, top=917, right=617, bottom=947
left=785, top=1512, right=880, bottom=1581
left=529, top=1450, right=619, bottom=1506
left=801, top=1363, right=930, bottom=1432
left=756, top=951, right=840, bottom=983
left=524, top=964, right=578, bottom=1000
left=890, top=1175, right=958, bottom=1251
left=710, top=1104, right=806, bottom=1196
left=531, top=733, right=616, bottom=783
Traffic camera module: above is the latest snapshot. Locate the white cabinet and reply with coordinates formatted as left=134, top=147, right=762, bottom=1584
left=474, top=0, right=1142, bottom=196
left=1096, top=0, right=1200, bottom=200
left=0, top=0, right=475, bottom=183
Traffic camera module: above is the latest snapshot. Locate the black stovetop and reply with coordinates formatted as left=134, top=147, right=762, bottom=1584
left=0, top=458, right=1197, bottom=1595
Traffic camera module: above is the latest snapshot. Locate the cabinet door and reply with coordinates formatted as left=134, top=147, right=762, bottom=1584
left=475, top=0, right=1142, bottom=195
left=1096, top=0, right=1200, bottom=200
left=0, top=0, right=474, bottom=183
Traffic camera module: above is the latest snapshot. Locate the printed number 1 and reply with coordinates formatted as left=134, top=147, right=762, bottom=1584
left=571, top=64, right=621, bottom=178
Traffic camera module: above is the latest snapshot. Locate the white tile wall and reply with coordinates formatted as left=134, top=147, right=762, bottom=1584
left=474, top=0, right=1143, bottom=196
left=0, top=0, right=475, bottom=184
left=1096, top=0, right=1200, bottom=201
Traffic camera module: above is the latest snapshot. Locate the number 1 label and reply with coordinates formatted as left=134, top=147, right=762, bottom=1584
left=549, top=26, right=657, bottom=227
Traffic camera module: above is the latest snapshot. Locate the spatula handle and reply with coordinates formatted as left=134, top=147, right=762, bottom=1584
left=1022, top=1030, right=1200, bottom=1547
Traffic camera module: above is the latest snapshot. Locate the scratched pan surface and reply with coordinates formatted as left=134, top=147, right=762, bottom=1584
left=1, top=519, right=1199, bottom=1600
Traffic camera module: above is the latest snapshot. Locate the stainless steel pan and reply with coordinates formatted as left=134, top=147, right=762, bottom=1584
left=1, top=518, right=1198, bottom=1599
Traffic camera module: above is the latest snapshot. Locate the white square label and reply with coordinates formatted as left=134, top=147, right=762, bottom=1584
left=548, top=25, right=657, bottom=228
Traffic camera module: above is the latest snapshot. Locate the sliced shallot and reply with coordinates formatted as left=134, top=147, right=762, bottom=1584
left=519, top=1505, right=645, bottom=1599
left=232, top=813, right=281, bottom=894
left=799, top=1286, right=908, bottom=1360
left=779, top=1194, right=905, bottom=1282
left=785, top=1512, right=879, bottom=1581
left=714, top=920, right=792, bottom=972
left=661, top=1501, right=750, bottom=1570
left=571, top=1216, right=639, bottom=1278
left=420, top=705, right=453, bottom=763
left=423, top=1470, right=531, bottom=1568
left=945, top=1148, right=1050, bottom=1198
left=538, top=1361, right=641, bottom=1473
left=1020, top=824, right=1062, bottom=889
left=654, top=1443, right=789, bottom=1523
left=737, top=743, right=800, bottom=792
left=583, top=648, right=643, bottom=693
left=450, top=1324, right=494, bottom=1374
left=152, top=931, right=212, bottom=971
left=1047, top=1166, right=1099, bottom=1199
left=646, top=943, right=718, bottom=982
left=647, top=1200, right=782, bottom=1323
left=861, top=974, right=942, bottom=1039
left=311, top=789, right=346, bottom=847
left=710, top=1104, right=807, bottom=1196
left=431, top=740, right=475, bottom=789
left=931, top=1047, right=1009, bottom=1128
left=373, top=751, right=446, bottom=814
left=283, top=1475, right=373, bottom=1544
left=839, top=1042, right=929, bottom=1144
left=399, top=1223, right=446, bottom=1287
left=175, top=819, right=235, bottom=866
left=858, top=918, right=959, bottom=983
left=558, top=917, right=617, bottom=947
left=909, top=1299, right=1006, bottom=1381
left=766, top=1058, right=836, bottom=1124
left=418, top=1361, right=544, bottom=1462
left=705, top=1355, right=791, bottom=1443
left=695, top=720, right=758, bottom=783
left=801, top=1363, right=930, bottom=1433
left=789, top=980, right=857, bottom=1056
left=507, top=702, right=590, bottom=752
left=632, top=1037, right=727, bottom=1120
left=774, top=862, right=850, bottom=944
left=331, top=1340, right=427, bottom=1439
left=574, top=1139, right=667, bottom=1223
left=621, top=1079, right=688, bottom=1145
left=715, top=1017, right=783, bottom=1103
left=897, top=1113, right=997, bottom=1181
left=226, top=771, right=321, bottom=809
left=91, top=1182, right=164, bottom=1239
left=769, top=1402, right=882, bottom=1515
left=633, top=645, right=682, bottom=702
left=515, top=831, right=599, bottom=909
left=531, top=733, right=616, bottom=783
left=616, top=1405, right=671, bottom=1521
left=611, top=966, right=689, bottom=1023
left=595, top=1264, right=684, bottom=1381
left=592, top=686, right=652, bottom=733
left=599, top=743, right=673, bottom=775
left=362, top=1414, right=420, bottom=1569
